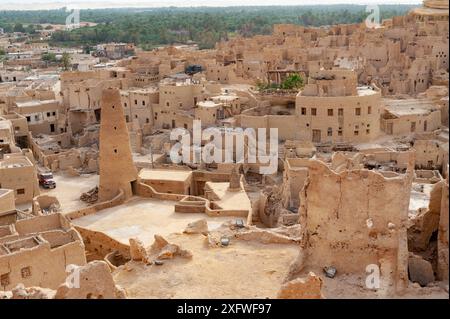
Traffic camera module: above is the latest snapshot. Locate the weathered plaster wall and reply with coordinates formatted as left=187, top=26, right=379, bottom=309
left=299, top=158, right=413, bottom=293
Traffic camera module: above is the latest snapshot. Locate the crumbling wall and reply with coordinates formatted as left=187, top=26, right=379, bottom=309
left=408, top=180, right=444, bottom=251
left=32, top=194, right=60, bottom=215
left=283, top=158, right=310, bottom=208
left=0, top=214, right=86, bottom=291
left=299, top=158, right=413, bottom=293
left=1, top=261, right=126, bottom=299
left=437, top=179, right=449, bottom=282
left=74, top=226, right=130, bottom=261
left=0, top=189, right=15, bottom=214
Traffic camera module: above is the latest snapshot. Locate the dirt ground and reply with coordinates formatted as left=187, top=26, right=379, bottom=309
left=318, top=271, right=448, bottom=299
left=39, top=173, right=448, bottom=299
left=41, top=172, right=98, bottom=213
left=113, top=233, right=299, bottom=299
left=72, top=197, right=235, bottom=246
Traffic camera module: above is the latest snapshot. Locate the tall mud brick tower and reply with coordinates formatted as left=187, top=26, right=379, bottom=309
left=98, top=88, right=137, bottom=202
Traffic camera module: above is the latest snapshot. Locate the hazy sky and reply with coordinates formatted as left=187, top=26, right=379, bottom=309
left=0, top=0, right=422, bottom=11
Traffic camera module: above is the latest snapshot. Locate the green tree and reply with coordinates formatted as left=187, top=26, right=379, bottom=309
left=42, top=52, right=57, bottom=62
left=0, top=5, right=415, bottom=48
left=82, top=45, right=92, bottom=54
left=280, top=74, right=304, bottom=90
left=61, top=52, right=71, bottom=71
left=25, top=24, right=37, bottom=34
left=13, top=23, right=26, bottom=33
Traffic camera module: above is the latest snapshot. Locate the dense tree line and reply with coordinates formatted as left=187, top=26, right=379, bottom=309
left=0, top=5, right=415, bottom=49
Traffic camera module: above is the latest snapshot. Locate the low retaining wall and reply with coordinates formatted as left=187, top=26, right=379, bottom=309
left=65, top=189, right=126, bottom=221
left=75, top=225, right=130, bottom=260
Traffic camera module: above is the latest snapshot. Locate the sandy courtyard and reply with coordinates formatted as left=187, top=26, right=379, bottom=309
left=72, top=195, right=302, bottom=299
left=113, top=233, right=300, bottom=299
left=41, top=172, right=99, bottom=213
left=72, top=197, right=236, bottom=245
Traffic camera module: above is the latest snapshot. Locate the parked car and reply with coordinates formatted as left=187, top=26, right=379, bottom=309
left=38, top=172, right=56, bottom=189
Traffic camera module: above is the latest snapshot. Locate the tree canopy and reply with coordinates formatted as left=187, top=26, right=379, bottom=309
left=0, top=5, right=415, bottom=49
left=280, top=74, right=304, bottom=90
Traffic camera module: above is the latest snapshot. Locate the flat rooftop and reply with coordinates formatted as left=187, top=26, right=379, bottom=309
left=212, top=94, right=239, bottom=101
left=198, top=100, right=221, bottom=108
left=0, top=157, right=33, bottom=169
left=133, top=153, right=165, bottom=164
left=383, top=98, right=437, bottom=117
left=205, top=182, right=253, bottom=212
left=411, top=6, right=450, bottom=16
left=125, top=87, right=159, bottom=94
left=15, top=99, right=58, bottom=108
left=0, top=120, right=13, bottom=130
left=72, top=197, right=233, bottom=246
left=139, top=168, right=192, bottom=182
left=357, top=86, right=378, bottom=96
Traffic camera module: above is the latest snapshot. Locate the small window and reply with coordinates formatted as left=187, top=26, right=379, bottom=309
left=21, top=267, right=31, bottom=278
left=142, top=101, right=145, bottom=106
left=338, top=130, right=343, bottom=136
left=355, top=108, right=361, bottom=116
left=166, top=102, right=170, bottom=107
left=354, top=130, right=359, bottom=136
left=311, top=108, right=317, bottom=116
left=368, top=106, right=372, bottom=114
left=327, top=109, right=333, bottom=116
left=327, top=127, right=333, bottom=136
left=0, top=273, right=10, bottom=287
left=124, top=102, right=127, bottom=107
left=17, top=188, right=25, bottom=195
left=338, top=108, right=343, bottom=116
left=26, top=116, right=31, bottom=122
left=301, top=107, right=306, bottom=115
left=134, top=100, right=137, bottom=105
left=47, top=112, right=51, bottom=117
left=366, top=129, right=370, bottom=134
